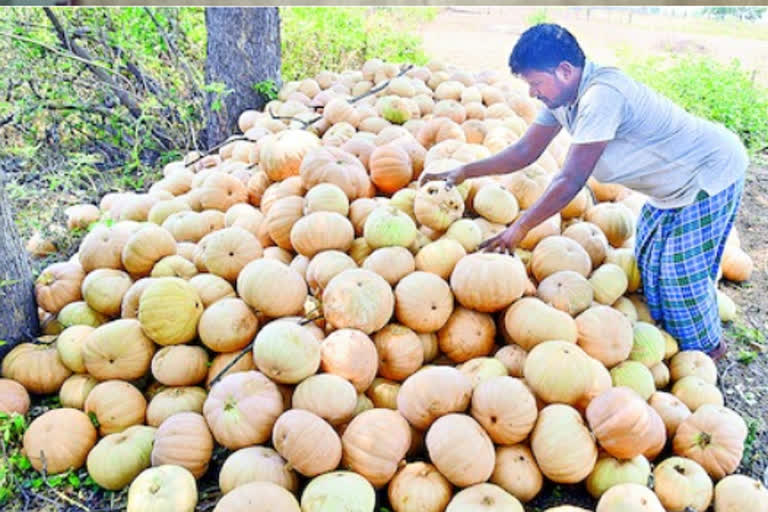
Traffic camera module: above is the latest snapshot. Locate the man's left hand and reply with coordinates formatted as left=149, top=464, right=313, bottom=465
left=478, top=224, right=528, bottom=253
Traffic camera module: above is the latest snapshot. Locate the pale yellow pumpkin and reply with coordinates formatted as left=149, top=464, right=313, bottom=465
left=426, top=413, right=495, bottom=487
left=530, top=404, right=597, bottom=484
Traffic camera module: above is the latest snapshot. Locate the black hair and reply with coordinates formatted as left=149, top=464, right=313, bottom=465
left=509, top=23, right=585, bottom=75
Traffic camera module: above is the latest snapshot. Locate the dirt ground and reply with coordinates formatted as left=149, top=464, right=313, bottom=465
left=421, top=7, right=768, bottom=509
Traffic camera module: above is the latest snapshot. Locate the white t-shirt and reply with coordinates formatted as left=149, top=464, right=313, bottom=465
left=535, top=60, right=749, bottom=208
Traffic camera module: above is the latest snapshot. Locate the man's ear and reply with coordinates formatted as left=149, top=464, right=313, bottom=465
left=555, top=61, right=575, bottom=82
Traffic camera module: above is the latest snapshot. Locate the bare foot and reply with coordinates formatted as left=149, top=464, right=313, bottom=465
left=707, top=339, right=728, bottom=361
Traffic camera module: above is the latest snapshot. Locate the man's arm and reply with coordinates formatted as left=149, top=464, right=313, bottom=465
left=462, top=122, right=562, bottom=178
left=479, top=140, right=609, bottom=252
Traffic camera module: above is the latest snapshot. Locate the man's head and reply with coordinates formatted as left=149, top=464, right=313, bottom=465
left=509, top=24, right=585, bottom=109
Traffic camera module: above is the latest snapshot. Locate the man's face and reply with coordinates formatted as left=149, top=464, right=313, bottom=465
left=520, top=63, right=578, bottom=109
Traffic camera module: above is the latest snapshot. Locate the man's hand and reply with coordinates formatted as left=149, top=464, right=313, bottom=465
left=478, top=223, right=529, bottom=253
left=418, top=165, right=467, bottom=188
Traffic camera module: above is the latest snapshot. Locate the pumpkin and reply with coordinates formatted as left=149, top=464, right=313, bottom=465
left=342, top=408, right=411, bottom=487
left=649, top=391, right=692, bottom=438
left=146, top=387, right=207, bottom=427
left=531, top=236, right=592, bottom=282
left=596, top=483, right=665, bottom=512
left=304, top=183, right=350, bottom=216
left=203, top=371, right=284, bottom=449
left=530, top=404, right=597, bottom=484
left=253, top=320, right=321, bottom=384
left=59, top=374, right=98, bottom=409
left=272, top=409, right=342, bottom=477
left=322, top=269, right=394, bottom=334
left=237, top=258, right=308, bottom=317
left=426, top=413, right=495, bottom=487
left=470, top=376, right=538, bottom=445
left=0, top=378, right=30, bottom=415
left=586, top=387, right=666, bottom=459
left=2, top=342, right=71, bottom=394
left=57, top=301, right=109, bottom=328
left=198, top=298, right=258, bottom=353
left=494, top=345, right=527, bottom=378
left=138, top=277, right=203, bottom=345
left=714, top=475, right=768, bottom=512
left=259, top=129, right=321, bottom=181
left=321, top=329, right=378, bottom=393
left=605, top=248, right=642, bottom=292
left=653, top=456, right=713, bottom=512
left=23, top=408, right=97, bottom=473
left=82, top=319, right=155, bottom=380
left=585, top=203, right=635, bottom=248
left=265, top=195, right=305, bottom=250
left=197, top=227, right=263, bottom=282
left=524, top=341, right=594, bottom=406
left=672, top=376, right=724, bottom=411
left=414, top=239, right=467, bottom=279
left=151, top=345, right=208, bottom=386
left=292, top=374, right=357, bottom=426
left=370, top=144, right=413, bottom=194
left=362, top=246, right=415, bottom=286
left=78, top=224, right=135, bottom=272
left=80, top=268, right=132, bottom=316
left=213, top=481, right=300, bottom=512
left=720, top=245, right=753, bottom=282
left=121, top=224, right=177, bottom=277
left=148, top=198, right=191, bottom=225
left=150, top=412, right=213, bottom=479
left=413, top=180, right=465, bottom=230
left=575, top=305, right=634, bottom=367
left=503, top=298, right=579, bottom=351
left=388, top=462, right=452, bottom=512
left=126, top=465, right=197, bottom=512
left=562, top=221, right=611, bottom=270
left=364, top=206, right=418, bottom=249
left=55, top=325, right=93, bottom=373
left=290, top=211, right=355, bottom=257
left=669, top=350, right=717, bottom=385
left=85, top=380, right=147, bottom=435
left=446, top=483, right=524, bottom=512
left=396, top=366, right=472, bottom=430
left=610, top=361, right=656, bottom=400
left=536, top=270, right=594, bottom=316
left=219, top=446, right=297, bottom=495
left=589, top=263, right=629, bottom=305
left=450, top=253, right=527, bottom=313
left=86, top=425, right=156, bottom=490
left=438, top=307, right=496, bottom=363
left=673, top=404, right=747, bottom=479
left=650, top=362, right=670, bottom=389
left=473, top=184, right=519, bottom=224
left=366, top=378, right=401, bottom=410
left=586, top=455, right=651, bottom=499
left=490, top=444, right=543, bottom=503
left=629, top=322, right=666, bottom=367
left=443, top=218, right=483, bottom=252
left=35, top=261, right=85, bottom=313
left=301, top=471, right=376, bottom=512
left=150, top=255, right=197, bottom=279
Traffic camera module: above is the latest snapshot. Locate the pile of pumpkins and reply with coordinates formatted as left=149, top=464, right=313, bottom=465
left=1, top=57, right=764, bottom=512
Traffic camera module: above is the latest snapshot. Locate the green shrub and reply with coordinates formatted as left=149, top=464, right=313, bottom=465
left=620, top=51, right=768, bottom=153
left=280, top=7, right=434, bottom=82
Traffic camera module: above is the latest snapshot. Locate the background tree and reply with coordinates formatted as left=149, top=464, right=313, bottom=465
left=0, top=172, right=39, bottom=359
left=202, top=7, right=281, bottom=148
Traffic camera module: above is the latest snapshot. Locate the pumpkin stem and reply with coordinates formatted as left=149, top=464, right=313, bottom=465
left=696, top=432, right=712, bottom=448
left=674, top=464, right=687, bottom=475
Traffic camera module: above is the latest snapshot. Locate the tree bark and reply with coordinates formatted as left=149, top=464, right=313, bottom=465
left=203, top=7, right=281, bottom=149
left=0, top=172, right=39, bottom=361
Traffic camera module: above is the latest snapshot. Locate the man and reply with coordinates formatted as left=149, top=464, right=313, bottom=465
left=419, top=23, right=748, bottom=358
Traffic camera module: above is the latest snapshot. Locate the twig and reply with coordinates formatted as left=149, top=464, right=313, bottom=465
left=208, top=341, right=255, bottom=388
left=348, top=63, right=414, bottom=103
left=184, top=135, right=255, bottom=167
left=267, top=106, right=320, bottom=129
left=40, top=451, right=91, bottom=511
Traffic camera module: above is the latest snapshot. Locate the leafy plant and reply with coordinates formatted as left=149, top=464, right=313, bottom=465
left=252, top=79, right=279, bottom=102
left=620, top=50, right=768, bottom=153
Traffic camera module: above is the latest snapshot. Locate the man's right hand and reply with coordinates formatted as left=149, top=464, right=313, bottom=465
left=418, top=166, right=467, bottom=188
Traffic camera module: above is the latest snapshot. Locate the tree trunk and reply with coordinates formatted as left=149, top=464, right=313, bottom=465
left=0, top=173, right=39, bottom=361
left=202, top=7, right=281, bottom=149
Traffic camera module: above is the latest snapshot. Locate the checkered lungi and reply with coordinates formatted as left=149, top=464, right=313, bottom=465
left=634, top=177, right=744, bottom=352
